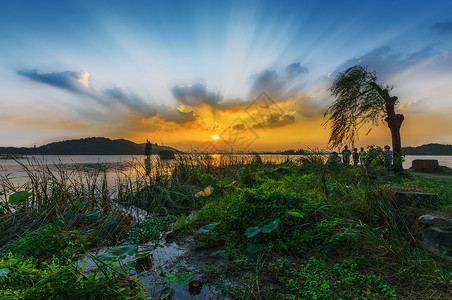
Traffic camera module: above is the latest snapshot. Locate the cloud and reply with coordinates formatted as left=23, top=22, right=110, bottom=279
left=18, top=68, right=197, bottom=125
left=430, top=19, right=452, bottom=36
left=252, top=112, right=295, bottom=129
left=104, top=87, right=197, bottom=123
left=284, top=62, right=308, bottom=77
left=248, top=62, right=308, bottom=99
left=171, top=84, right=223, bottom=107
left=331, top=45, right=440, bottom=80
left=231, top=123, right=246, bottom=131
left=17, top=69, right=90, bottom=93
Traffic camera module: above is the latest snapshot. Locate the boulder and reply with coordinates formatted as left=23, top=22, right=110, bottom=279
left=421, top=226, right=452, bottom=260
left=419, top=214, right=452, bottom=230
left=391, top=190, right=438, bottom=207
left=411, top=159, right=439, bottom=170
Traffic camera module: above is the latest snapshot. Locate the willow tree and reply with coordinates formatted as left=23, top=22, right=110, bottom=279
left=324, top=65, right=404, bottom=171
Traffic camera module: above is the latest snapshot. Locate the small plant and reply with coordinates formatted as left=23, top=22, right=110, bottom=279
left=0, top=253, right=146, bottom=299
left=270, top=257, right=397, bottom=299
left=2, top=225, right=87, bottom=263
left=125, top=215, right=174, bottom=244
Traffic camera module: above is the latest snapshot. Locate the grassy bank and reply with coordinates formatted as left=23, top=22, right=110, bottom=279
left=0, top=155, right=451, bottom=299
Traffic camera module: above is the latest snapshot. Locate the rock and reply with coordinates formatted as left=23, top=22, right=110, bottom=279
left=411, top=159, right=439, bottom=170
left=419, top=214, right=452, bottom=230
left=391, top=190, right=438, bottom=207
left=421, top=226, right=452, bottom=260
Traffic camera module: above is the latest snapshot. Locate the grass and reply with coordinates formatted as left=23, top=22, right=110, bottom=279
left=0, top=154, right=451, bottom=299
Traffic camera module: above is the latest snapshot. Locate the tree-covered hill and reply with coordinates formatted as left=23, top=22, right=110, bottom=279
left=403, top=143, right=452, bottom=155
left=0, top=137, right=180, bottom=155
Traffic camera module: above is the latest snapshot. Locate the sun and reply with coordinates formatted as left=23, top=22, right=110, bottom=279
left=212, top=134, right=219, bottom=140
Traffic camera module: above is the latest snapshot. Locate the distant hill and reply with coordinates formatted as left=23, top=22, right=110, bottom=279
left=0, top=137, right=180, bottom=155
left=403, top=143, right=452, bottom=155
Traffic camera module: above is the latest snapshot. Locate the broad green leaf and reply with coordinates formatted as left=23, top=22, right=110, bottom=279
left=81, top=211, right=100, bottom=219
left=217, top=177, right=233, bottom=187
left=246, top=242, right=264, bottom=254
left=0, top=192, right=3, bottom=196
left=173, top=216, right=188, bottom=231
left=8, top=191, right=32, bottom=204
left=287, top=210, right=304, bottom=218
left=0, top=268, right=9, bottom=284
left=245, top=226, right=261, bottom=238
left=97, top=244, right=138, bottom=262
left=106, top=219, right=118, bottom=227
left=135, top=251, right=151, bottom=258
left=163, top=272, right=194, bottom=284
left=260, top=219, right=279, bottom=233
left=198, top=223, right=218, bottom=234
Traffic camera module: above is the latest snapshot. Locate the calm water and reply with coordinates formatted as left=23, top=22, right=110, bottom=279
left=1, top=154, right=451, bottom=188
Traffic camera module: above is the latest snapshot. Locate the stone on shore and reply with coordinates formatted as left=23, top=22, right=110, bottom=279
left=411, top=159, right=439, bottom=170
left=391, top=190, right=438, bottom=207
left=419, top=214, right=452, bottom=231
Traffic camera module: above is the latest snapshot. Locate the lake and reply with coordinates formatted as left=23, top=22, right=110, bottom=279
left=1, top=154, right=451, bottom=189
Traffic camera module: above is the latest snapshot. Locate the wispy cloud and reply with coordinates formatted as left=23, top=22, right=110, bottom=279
left=17, top=69, right=90, bottom=93
left=171, top=84, right=223, bottom=108
left=430, top=19, right=452, bottom=36
left=251, top=112, right=296, bottom=129
left=105, top=87, right=197, bottom=123
left=18, top=69, right=197, bottom=125
left=248, top=62, right=308, bottom=99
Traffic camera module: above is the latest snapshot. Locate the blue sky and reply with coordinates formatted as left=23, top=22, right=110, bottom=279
left=1, top=0, right=452, bottom=149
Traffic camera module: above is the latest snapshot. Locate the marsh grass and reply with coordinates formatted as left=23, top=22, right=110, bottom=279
left=1, top=153, right=451, bottom=299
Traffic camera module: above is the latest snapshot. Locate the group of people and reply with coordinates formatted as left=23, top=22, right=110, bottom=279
left=327, top=145, right=393, bottom=168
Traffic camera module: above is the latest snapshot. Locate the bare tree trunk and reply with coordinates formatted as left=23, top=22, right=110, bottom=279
left=370, top=82, right=405, bottom=172
left=386, top=115, right=404, bottom=172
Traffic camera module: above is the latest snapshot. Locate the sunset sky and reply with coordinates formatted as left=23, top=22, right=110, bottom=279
left=1, top=0, right=452, bottom=151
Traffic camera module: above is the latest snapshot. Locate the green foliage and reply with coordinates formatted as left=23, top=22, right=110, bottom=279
left=0, top=253, right=146, bottom=299
left=245, top=219, right=279, bottom=238
left=224, top=187, right=301, bottom=234
left=125, top=215, right=173, bottom=244
left=270, top=257, right=397, bottom=299
left=96, top=244, right=138, bottom=262
left=197, top=223, right=218, bottom=234
left=173, top=215, right=189, bottom=231
left=245, top=226, right=261, bottom=238
left=325, top=65, right=386, bottom=148
left=0, top=268, right=9, bottom=284
left=8, top=191, right=33, bottom=204
left=2, top=225, right=87, bottom=263
left=163, top=272, right=194, bottom=284
left=236, top=166, right=260, bottom=187
left=287, top=210, right=304, bottom=218
left=81, top=211, right=100, bottom=219
left=245, top=242, right=264, bottom=254
left=217, top=177, right=234, bottom=187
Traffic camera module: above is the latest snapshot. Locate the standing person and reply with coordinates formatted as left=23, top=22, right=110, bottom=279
left=359, top=147, right=367, bottom=166
left=384, top=145, right=393, bottom=168
left=352, top=148, right=359, bottom=166
left=341, top=145, right=351, bottom=165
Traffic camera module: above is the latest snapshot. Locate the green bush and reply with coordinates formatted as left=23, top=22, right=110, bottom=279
left=2, top=225, right=87, bottom=263
left=270, top=256, right=397, bottom=299
left=0, top=253, right=146, bottom=299
left=125, top=215, right=174, bottom=244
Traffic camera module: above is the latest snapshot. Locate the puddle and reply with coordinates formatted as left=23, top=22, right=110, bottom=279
left=76, top=235, right=232, bottom=299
